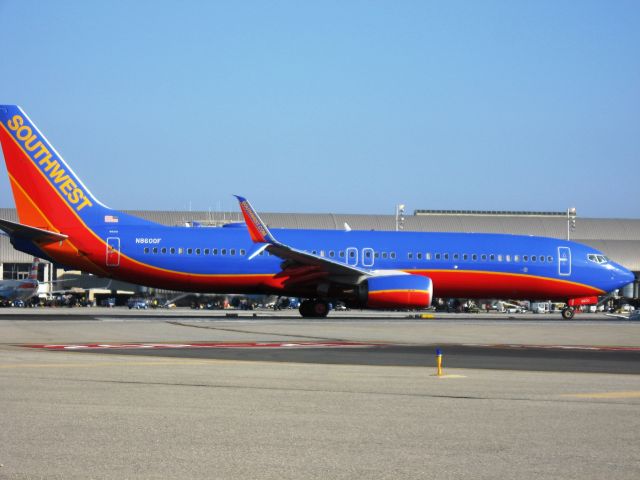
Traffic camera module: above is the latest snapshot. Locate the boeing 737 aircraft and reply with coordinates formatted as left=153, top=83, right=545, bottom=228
left=0, top=257, right=40, bottom=305
left=0, top=105, right=634, bottom=318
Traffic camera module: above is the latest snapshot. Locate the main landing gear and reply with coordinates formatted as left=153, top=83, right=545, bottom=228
left=299, top=299, right=329, bottom=318
left=561, top=307, right=575, bottom=320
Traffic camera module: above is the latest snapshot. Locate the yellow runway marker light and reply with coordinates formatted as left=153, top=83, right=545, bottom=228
left=436, top=348, right=443, bottom=377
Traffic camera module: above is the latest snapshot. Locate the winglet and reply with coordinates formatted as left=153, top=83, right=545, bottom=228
left=234, top=195, right=276, bottom=244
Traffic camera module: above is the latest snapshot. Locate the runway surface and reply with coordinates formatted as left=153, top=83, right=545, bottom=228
left=1, top=309, right=639, bottom=479
left=22, top=341, right=640, bottom=374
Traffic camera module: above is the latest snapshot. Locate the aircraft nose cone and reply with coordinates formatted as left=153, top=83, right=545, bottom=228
left=615, top=265, right=636, bottom=289
left=621, top=268, right=635, bottom=287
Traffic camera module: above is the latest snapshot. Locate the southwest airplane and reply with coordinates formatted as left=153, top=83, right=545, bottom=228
left=0, top=105, right=634, bottom=318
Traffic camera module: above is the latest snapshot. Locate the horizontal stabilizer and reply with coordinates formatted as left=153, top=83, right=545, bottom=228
left=0, top=218, right=68, bottom=243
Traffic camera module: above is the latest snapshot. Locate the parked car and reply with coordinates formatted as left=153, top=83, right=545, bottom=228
left=127, top=298, right=149, bottom=309
left=101, top=297, right=116, bottom=308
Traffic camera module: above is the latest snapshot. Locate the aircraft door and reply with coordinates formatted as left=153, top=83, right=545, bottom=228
left=106, top=237, right=120, bottom=267
left=346, top=247, right=358, bottom=266
left=362, top=248, right=374, bottom=267
left=558, top=246, right=571, bottom=276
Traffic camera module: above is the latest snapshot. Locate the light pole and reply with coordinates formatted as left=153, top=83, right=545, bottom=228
left=567, top=207, right=577, bottom=240
left=395, top=204, right=405, bottom=231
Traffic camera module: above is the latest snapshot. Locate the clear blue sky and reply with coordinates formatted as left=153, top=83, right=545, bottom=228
left=1, top=0, right=639, bottom=217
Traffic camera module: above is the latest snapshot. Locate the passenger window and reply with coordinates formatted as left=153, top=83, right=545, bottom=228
left=178, top=248, right=184, bottom=255
left=514, top=255, right=520, bottom=262
left=463, top=254, right=468, bottom=261
left=426, top=253, right=431, bottom=260
left=408, top=252, right=413, bottom=260
left=382, top=252, right=388, bottom=259
left=506, top=255, right=511, bottom=262
left=212, top=248, right=218, bottom=255
left=349, top=250, right=356, bottom=258
left=497, top=254, right=503, bottom=262
left=523, top=255, right=529, bottom=262
left=547, top=256, right=553, bottom=262
left=153, top=247, right=158, bottom=254
left=472, top=254, right=478, bottom=261
left=195, top=248, right=201, bottom=255
left=365, top=251, right=372, bottom=258
left=481, top=254, right=487, bottom=261
left=187, top=248, right=193, bottom=255
left=230, top=249, right=236, bottom=256
left=435, top=253, right=441, bottom=260
left=490, top=254, right=495, bottom=261
left=443, top=253, right=449, bottom=260
left=144, top=247, right=149, bottom=254
left=170, top=247, right=175, bottom=254
left=390, top=252, right=396, bottom=259
left=453, top=253, right=459, bottom=260
left=329, top=251, right=335, bottom=258
left=312, top=250, right=317, bottom=255
left=221, top=249, right=227, bottom=255
left=240, top=249, right=246, bottom=255
left=204, top=249, right=210, bottom=255
left=417, top=253, right=422, bottom=260
left=374, top=252, right=379, bottom=258
left=340, top=251, right=345, bottom=258
left=531, top=255, right=537, bottom=262
left=161, top=247, right=167, bottom=254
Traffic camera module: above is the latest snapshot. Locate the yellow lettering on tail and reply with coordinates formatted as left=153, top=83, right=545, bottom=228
left=4, top=114, right=94, bottom=213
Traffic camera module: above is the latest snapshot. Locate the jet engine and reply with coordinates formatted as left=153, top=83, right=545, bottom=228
left=359, top=274, right=433, bottom=309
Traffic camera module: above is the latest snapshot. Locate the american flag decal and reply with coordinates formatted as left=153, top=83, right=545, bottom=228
left=104, top=215, right=119, bottom=223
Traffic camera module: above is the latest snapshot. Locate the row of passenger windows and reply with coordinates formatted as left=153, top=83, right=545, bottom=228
left=143, top=247, right=249, bottom=256
left=142, top=246, right=554, bottom=264
left=308, top=250, right=395, bottom=259
left=308, top=249, right=554, bottom=263
left=407, top=252, right=554, bottom=263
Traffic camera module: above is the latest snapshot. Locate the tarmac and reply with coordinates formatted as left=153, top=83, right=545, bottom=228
left=0, top=308, right=639, bottom=479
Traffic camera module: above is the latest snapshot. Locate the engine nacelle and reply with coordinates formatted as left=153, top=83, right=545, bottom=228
left=363, top=274, right=433, bottom=309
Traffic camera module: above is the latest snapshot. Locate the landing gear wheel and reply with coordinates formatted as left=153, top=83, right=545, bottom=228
left=299, top=300, right=312, bottom=318
left=311, top=300, right=329, bottom=318
left=561, top=307, right=575, bottom=320
left=299, top=299, right=329, bottom=318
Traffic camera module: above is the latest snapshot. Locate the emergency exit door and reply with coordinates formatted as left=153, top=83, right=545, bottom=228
left=558, top=246, right=571, bottom=276
left=106, top=237, right=120, bottom=267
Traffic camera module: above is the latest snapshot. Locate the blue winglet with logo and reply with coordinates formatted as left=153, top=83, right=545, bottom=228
left=234, top=195, right=277, bottom=244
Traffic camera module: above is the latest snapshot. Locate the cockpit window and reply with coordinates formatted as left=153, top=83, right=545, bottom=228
left=587, top=254, right=609, bottom=264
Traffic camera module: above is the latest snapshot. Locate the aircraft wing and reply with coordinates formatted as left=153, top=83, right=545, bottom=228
left=0, top=218, right=68, bottom=243
left=267, top=242, right=370, bottom=280
left=235, top=196, right=374, bottom=286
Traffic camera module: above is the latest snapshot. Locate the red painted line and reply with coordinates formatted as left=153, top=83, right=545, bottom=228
left=461, top=343, right=640, bottom=352
left=21, top=341, right=377, bottom=350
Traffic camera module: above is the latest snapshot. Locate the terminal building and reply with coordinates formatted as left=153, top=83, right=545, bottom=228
left=1, top=207, right=639, bottom=301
